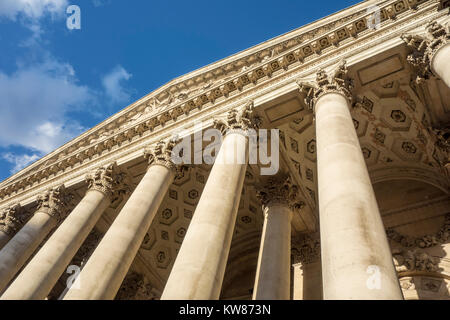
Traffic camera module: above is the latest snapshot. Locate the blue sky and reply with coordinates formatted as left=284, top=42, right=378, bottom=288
left=0, top=0, right=361, bottom=182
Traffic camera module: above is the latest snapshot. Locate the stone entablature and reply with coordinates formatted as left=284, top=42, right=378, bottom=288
left=0, top=0, right=448, bottom=209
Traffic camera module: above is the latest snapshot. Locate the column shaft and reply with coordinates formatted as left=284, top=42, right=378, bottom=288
left=162, top=132, right=248, bottom=300
left=1, top=190, right=110, bottom=299
left=0, top=232, right=9, bottom=250
left=64, top=164, right=174, bottom=300
left=253, top=204, right=291, bottom=300
left=431, top=43, right=450, bottom=88
left=315, top=93, right=402, bottom=299
left=0, top=212, right=57, bottom=293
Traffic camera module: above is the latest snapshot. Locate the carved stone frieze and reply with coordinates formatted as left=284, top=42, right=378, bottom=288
left=386, top=213, right=450, bottom=248
left=86, top=162, right=131, bottom=199
left=297, top=60, right=354, bottom=110
left=291, top=232, right=321, bottom=265
left=402, top=22, right=450, bottom=83
left=256, top=173, right=305, bottom=210
left=393, top=248, right=440, bottom=273
left=36, top=185, right=74, bottom=222
left=0, top=203, right=29, bottom=236
left=213, top=101, right=262, bottom=134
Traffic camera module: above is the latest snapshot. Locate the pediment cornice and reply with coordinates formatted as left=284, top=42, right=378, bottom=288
left=0, top=0, right=448, bottom=206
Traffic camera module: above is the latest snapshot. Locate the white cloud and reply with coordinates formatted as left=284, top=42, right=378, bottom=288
left=0, top=0, right=68, bottom=44
left=2, top=153, right=40, bottom=173
left=0, top=0, right=68, bottom=21
left=0, top=58, right=92, bottom=154
left=101, top=65, right=133, bottom=104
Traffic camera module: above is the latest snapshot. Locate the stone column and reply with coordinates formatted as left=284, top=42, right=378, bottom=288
left=291, top=233, right=322, bottom=300
left=1, top=163, right=130, bottom=300
left=161, top=101, right=260, bottom=300
left=0, top=204, right=27, bottom=250
left=64, top=140, right=180, bottom=300
left=403, top=22, right=450, bottom=87
left=298, top=62, right=403, bottom=300
left=0, top=185, right=72, bottom=293
left=252, top=174, right=302, bottom=300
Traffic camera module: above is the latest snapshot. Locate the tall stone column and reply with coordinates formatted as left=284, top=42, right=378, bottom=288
left=0, top=185, right=72, bottom=293
left=161, top=101, right=260, bottom=300
left=403, top=22, right=450, bottom=87
left=252, top=174, right=303, bottom=300
left=1, top=163, right=130, bottom=300
left=64, top=140, right=181, bottom=300
left=298, top=62, right=403, bottom=300
left=0, top=204, right=27, bottom=250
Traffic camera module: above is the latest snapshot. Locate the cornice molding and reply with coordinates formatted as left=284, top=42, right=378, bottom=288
left=0, top=0, right=447, bottom=207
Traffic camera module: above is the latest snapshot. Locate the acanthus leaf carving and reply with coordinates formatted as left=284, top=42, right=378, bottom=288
left=256, top=173, right=305, bottom=210
left=297, top=60, right=354, bottom=110
left=0, top=203, right=29, bottom=236
left=291, top=232, right=321, bottom=265
left=213, top=100, right=261, bottom=134
left=393, top=248, right=440, bottom=273
left=36, top=185, right=74, bottom=222
left=387, top=213, right=450, bottom=248
left=143, top=139, right=183, bottom=176
left=86, top=162, right=132, bottom=200
left=402, top=22, right=450, bottom=83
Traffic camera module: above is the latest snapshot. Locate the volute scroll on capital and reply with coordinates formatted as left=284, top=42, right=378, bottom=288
left=256, top=173, right=305, bottom=211
left=36, top=185, right=74, bottom=223
left=0, top=203, right=28, bottom=236
left=297, top=60, right=354, bottom=112
left=213, top=100, right=262, bottom=136
left=143, top=139, right=185, bottom=178
left=402, top=22, right=450, bottom=84
left=85, top=162, right=132, bottom=200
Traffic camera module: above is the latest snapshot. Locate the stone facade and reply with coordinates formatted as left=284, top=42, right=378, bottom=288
left=0, top=0, right=449, bottom=300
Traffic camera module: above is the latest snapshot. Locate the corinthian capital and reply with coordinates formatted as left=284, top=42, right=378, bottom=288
left=144, top=139, right=182, bottom=176
left=37, top=185, right=73, bottom=222
left=298, top=60, right=354, bottom=111
left=402, top=22, right=449, bottom=83
left=292, top=232, right=321, bottom=265
left=86, top=162, right=131, bottom=199
left=213, top=101, right=262, bottom=135
left=0, top=203, right=27, bottom=236
left=256, top=173, right=305, bottom=210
